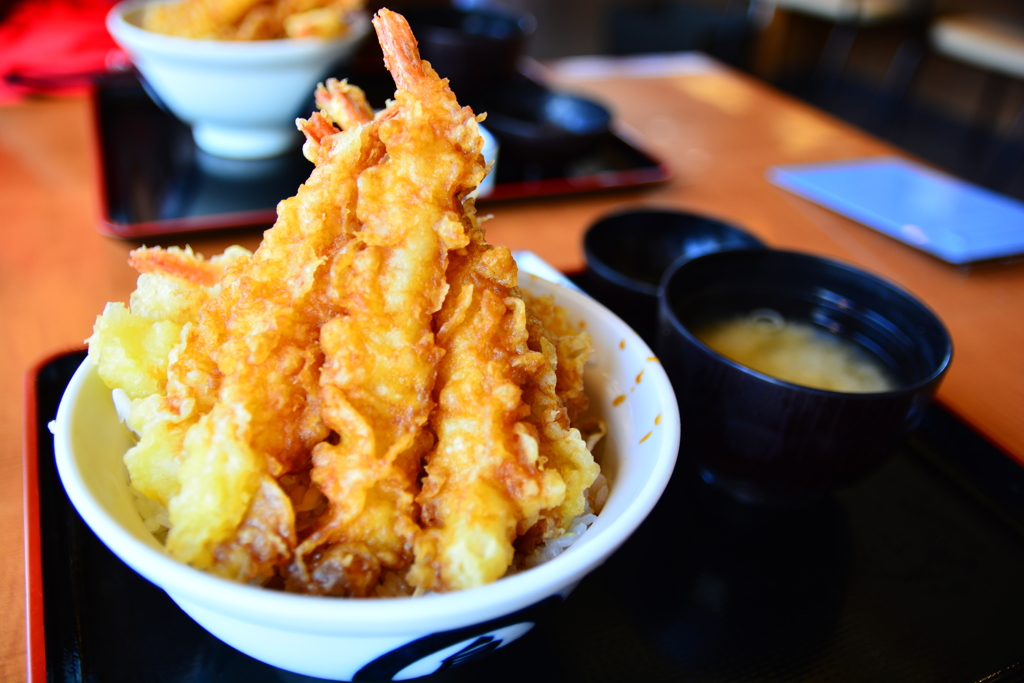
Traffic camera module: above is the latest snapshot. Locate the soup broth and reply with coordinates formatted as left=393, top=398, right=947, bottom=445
left=693, top=309, right=896, bottom=393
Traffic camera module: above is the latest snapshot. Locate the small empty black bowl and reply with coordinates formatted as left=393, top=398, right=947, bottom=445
left=657, top=249, right=953, bottom=508
left=474, top=82, right=612, bottom=168
left=580, top=208, right=765, bottom=342
left=403, top=6, right=535, bottom=97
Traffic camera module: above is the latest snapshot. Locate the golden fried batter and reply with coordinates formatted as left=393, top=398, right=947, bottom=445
left=286, top=8, right=487, bottom=595
left=142, top=0, right=363, bottom=40
left=520, top=294, right=600, bottom=540
left=90, top=8, right=601, bottom=596
left=409, top=230, right=566, bottom=591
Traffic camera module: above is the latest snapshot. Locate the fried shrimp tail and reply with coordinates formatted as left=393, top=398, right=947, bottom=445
left=298, top=78, right=375, bottom=163
left=317, top=78, right=374, bottom=129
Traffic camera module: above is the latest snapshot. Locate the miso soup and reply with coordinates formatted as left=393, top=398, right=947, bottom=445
left=693, top=309, right=896, bottom=393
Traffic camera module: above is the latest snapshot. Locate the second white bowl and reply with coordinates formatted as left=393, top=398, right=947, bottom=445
left=106, top=0, right=371, bottom=159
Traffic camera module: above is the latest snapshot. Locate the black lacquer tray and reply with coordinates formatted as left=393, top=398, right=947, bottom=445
left=90, top=71, right=670, bottom=240
left=25, top=301, right=1024, bottom=681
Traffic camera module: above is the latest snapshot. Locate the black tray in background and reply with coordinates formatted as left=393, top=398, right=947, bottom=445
left=27, top=343, right=1024, bottom=682
left=91, top=72, right=670, bottom=240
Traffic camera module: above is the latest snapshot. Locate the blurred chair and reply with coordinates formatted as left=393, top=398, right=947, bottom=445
left=927, top=13, right=1024, bottom=186
left=605, top=0, right=764, bottom=70
left=755, top=0, right=928, bottom=108
left=931, top=14, right=1024, bottom=83
left=775, top=0, right=911, bottom=23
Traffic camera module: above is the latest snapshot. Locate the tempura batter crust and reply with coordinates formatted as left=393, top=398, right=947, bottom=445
left=89, top=9, right=600, bottom=596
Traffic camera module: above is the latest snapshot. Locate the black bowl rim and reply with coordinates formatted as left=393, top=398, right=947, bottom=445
left=658, top=248, right=954, bottom=397
left=583, top=207, right=764, bottom=298
left=480, top=90, right=613, bottom=140
left=403, top=5, right=537, bottom=41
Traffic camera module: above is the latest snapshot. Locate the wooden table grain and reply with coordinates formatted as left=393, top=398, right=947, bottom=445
left=3, top=53, right=1022, bottom=681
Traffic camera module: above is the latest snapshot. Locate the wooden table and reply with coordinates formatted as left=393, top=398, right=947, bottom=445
left=3, top=52, right=1023, bottom=681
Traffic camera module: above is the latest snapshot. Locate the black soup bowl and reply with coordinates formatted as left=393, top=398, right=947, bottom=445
left=581, top=208, right=765, bottom=343
left=476, top=83, right=612, bottom=168
left=403, top=5, right=535, bottom=97
left=657, top=249, right=952, bottom=508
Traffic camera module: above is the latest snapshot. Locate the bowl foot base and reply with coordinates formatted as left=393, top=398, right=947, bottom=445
left=192, top=123, right=297, bottom=160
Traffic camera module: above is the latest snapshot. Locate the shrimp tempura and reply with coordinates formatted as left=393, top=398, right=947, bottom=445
left=285, top=8, right=488, bottom=595
left=409, top=227, right=573, bottom=592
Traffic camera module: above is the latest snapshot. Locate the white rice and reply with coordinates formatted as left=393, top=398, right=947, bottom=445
left=130, top=485, right=170, bottom=538
left=112, top=388, right=137, bottom=434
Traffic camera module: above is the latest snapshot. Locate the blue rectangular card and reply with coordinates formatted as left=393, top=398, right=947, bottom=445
left=769, top=156, right=1024, bottom=264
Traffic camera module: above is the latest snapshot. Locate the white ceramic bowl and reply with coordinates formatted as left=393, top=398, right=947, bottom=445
left=106, top=0, right=371, bottom=159
left=54, top=275, right=680, bottom=681
left=474, top=123, right=499, bottom=198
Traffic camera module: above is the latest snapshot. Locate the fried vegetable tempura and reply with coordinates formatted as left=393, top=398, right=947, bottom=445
left=141, top=0, right=364, bottom=40
left=89, top=8, right=601, bottom=596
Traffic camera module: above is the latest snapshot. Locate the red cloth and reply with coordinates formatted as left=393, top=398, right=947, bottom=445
left=0, top=0, right=125, bottom=104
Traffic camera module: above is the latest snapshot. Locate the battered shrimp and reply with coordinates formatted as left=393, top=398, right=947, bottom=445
left=408, top=229, right=567, bottom=592
left=297, top=78, right=374, bottom=163
left=285, top=8, right=488, bottom=595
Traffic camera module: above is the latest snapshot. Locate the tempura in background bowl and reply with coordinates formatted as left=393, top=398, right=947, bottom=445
left=106, top=0, right=370, bottom=158
left=55, top=10, right=680, bottom=679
